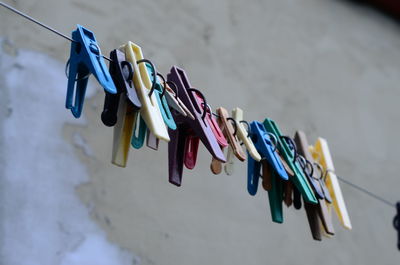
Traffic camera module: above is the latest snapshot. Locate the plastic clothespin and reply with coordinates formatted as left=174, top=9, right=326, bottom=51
left=136, top=66, right=178, bottom=152
left=247, top=121, right=289, bottom=223
left=261, top=159, right=285, bottom=223
left=186, top=96, right=228, bottom=170
left=66, top=25, right=117, bottom=118
left=167, top=66, right=226, bottom=186
left=294, top=131, right=335, bottom=240
left=146, top=65, right=176, bottom=130
left=394, top=202, right=400, bottom=250
left=224, top=108, right=261, bottom=175
left=101, top=49, right=141, bottom=167
left=164, top=83, right=195, bottom=120
left=210, top=107, right=245, bottom=174
left=123, top=42, right=170, bottom=143
left=309, top=137, right=352, bottom=230
left=263, top=118, right=318, bottom=205
left=101, top=49, right=141, bottom=127
left=248, top=121, right=289, bottom=188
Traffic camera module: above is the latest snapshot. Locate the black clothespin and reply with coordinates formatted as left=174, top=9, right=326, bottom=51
left=394, top=202, right=400, bottom=250
left=101, top=49, right=141, bottom=126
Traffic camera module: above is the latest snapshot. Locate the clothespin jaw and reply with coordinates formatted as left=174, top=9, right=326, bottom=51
left=247, top=151, right=261, bottom=196
left=310, top=137, right=352, bottom=230
left=101, top=49, right=141, bottom=127
left=146, top=64, right=177, bottom=130
left=131, top=115, right=146, bottom=149
left=66, top=24, right=117, bottom=118
left=395, top=202, right=400, bottom=250
left=123, top=42, right=170, bottom=142
left=263, top=118, right=317, bottom=204
left=167, top=66, right=225, bottom=186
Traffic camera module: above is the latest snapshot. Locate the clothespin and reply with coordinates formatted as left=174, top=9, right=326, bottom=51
left=246, top=121, right=289, bottom=223
left=261, top=159, right=285, bottom=223
left=131, top=115, right=147, bottom=149
left=167, top=66, right=226, bottom=186
left=224, top=108, right=261, bottom=175
left=101, top=49, right=141, bottom=127
left=394, top=202, right=400, bottom=250
left=263, top=118, right=318, bottom=204
left=146, top=65, right=176, bottom=130
left=187, top=99, right=228, bottom=171
left=123, top=42, right=170, bottom=144
left=164, top=82, right=195, bottom=120
left=138, top=67, right=179, bottom=151
left=101, top=49, right=141, bottom=167
left=66, top=25, right=117, bottom=118
left=294, top=131, right=335, bottom=240
left=210, top=107, right=243, bottom=175
left=309, top=137, right=352, bottom=230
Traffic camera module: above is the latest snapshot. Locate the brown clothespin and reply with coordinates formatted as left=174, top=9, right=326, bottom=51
left=294, top=131, right=335, bottom=240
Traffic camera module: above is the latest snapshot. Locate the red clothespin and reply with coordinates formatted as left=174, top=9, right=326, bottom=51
left=167, top=66, right=226, bottom=186
left=184, top=93, right=228, bottom=169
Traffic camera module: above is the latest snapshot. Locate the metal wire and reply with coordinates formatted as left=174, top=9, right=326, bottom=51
left=337, top=175, right=396, bottom=209
left=0, top=2, right=111, bottom=62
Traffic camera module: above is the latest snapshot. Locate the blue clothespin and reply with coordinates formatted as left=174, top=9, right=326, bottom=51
left=66, top=24, right=117, bottom=118
left=247, top=121, right=289, bottom=195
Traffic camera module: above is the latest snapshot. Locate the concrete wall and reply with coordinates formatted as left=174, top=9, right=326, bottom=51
left=1, top=0, right=399, bottom=264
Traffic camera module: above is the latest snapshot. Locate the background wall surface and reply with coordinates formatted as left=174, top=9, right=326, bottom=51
left=0, top=0, right=399, bottom=264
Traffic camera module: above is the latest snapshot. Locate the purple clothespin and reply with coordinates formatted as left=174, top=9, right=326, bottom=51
left=166, top=66, right=226, bottom=186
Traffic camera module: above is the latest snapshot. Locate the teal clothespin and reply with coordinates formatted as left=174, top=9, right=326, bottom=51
left=146, top=64, right=176, bottom=130
left=268, top=171, right=284, bottom=223
left=131, top=114, right=147, bottom=149
left=263, top=118, right=317, bottom=204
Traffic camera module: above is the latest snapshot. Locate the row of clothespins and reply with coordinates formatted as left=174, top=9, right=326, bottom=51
left=66, top=24, right=352, bottom=241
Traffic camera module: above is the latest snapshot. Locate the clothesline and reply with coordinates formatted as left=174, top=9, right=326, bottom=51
left=1, top=1, right=395, bottom=210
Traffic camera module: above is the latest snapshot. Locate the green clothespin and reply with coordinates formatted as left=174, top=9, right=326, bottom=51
left=263, top=118, right=317, bottom=204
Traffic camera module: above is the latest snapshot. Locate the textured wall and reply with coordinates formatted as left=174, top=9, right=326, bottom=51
left=1, top=0, right=399, bottom=264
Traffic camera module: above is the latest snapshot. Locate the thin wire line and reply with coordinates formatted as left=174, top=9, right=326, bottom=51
left=0, top=2, right=111, bottom=62
left=337, top=176, right=396, bottom=209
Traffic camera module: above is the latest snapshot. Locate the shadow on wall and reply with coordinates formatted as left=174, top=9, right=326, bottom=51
left=340, top=0, right=400, bottom=21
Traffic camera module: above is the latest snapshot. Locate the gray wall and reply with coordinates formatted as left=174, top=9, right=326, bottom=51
left=1, top=0, right=399, bottom=264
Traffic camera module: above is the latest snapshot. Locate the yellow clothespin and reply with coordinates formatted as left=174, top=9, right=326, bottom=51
left=310, top=137, right=352, bottom=230
left=224, top=108, right=261, bottom=175
left=100, top=49, right=141, bottom=167
left=124, top=42, right=170, bottom=142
